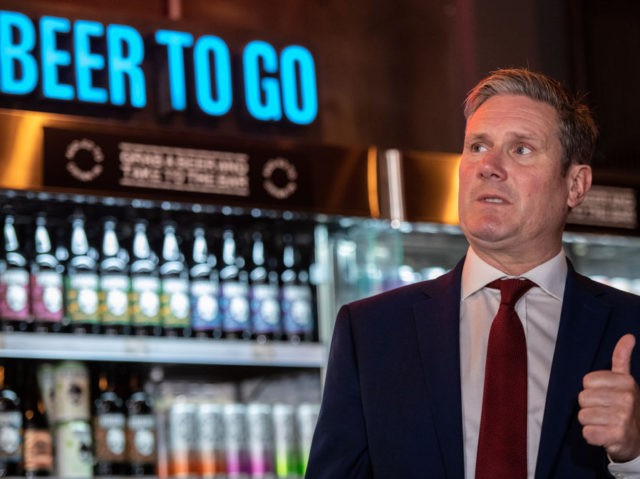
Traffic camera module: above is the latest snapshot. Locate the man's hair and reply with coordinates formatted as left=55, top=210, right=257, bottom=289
left=464, top=68, right=598, bottom=173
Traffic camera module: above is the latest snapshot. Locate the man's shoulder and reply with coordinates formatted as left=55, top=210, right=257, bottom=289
left=571, top=269, right=640, bottom=307
left=344, top=268, right=459, bottom=314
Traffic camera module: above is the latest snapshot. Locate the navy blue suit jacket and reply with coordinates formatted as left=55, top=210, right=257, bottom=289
left=306, top=259, right=640, bottom=478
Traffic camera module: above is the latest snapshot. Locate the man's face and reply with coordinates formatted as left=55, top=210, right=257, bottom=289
left=458, top=94, right=589, bottom=270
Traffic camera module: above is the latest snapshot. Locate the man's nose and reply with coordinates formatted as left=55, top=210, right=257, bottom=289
left=479, top=149, right=506, bottom=180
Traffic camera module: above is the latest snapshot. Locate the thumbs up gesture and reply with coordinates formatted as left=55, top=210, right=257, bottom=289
left=579, top=334, right=640, bottom=462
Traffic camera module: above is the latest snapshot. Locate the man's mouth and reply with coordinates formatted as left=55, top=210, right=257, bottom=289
left=480, top=196, right=507, bottom=204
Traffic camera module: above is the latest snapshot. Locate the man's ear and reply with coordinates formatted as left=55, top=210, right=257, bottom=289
left=567, top=164, right=592, bottom=209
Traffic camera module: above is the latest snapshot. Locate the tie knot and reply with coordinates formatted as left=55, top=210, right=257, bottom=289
left=487, top=278, right=536, bottom=307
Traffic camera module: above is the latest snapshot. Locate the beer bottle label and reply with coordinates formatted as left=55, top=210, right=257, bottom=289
left=131, top=276, right=161, bottom=327
left=190, top=280, right=221, bottom=331
left=94, top=413, right=126, bottom=461
left=0, top=411, right=22, bottom=461
left=281, top=285, right=313, bottom=335
left=31, top=270, right=63, bottom=322
left=221, top=281, right=249, bottom=333
left=127, top=414, right=157, bottom=462
left=66, top=272, right=100, bottom=324
left=161, top=278, right=190, bottom=328
left=0, top=269, right=29, bottom=320
left=24, top=428, right=53, bottom=473
left=99, top=274, right=130, bottom=326
left=250, top=284, right=281, bottom=334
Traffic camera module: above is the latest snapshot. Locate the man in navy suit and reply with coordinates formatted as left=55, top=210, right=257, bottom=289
left=305, top=68, right=640, bottom=478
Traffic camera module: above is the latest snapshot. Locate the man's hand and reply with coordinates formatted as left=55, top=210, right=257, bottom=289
left=578, top=334, right=640, bottom=462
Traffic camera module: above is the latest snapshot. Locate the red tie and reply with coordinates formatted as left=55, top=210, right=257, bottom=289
left=475, top=278, right=535, bottom=479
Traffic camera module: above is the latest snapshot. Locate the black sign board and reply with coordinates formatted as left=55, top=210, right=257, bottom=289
left=42, top=125, right=373, bottom=218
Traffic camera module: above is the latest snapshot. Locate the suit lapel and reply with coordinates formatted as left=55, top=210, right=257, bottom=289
left=535, top=266, right=612, bottom=479
left=413, top=260, right=465, bottom=479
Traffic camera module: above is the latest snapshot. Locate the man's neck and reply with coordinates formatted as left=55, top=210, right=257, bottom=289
left=470, top=246, right=563, bottom=277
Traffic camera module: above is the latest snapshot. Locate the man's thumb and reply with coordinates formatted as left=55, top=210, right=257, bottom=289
left=612, top=333, right=636, bottom=374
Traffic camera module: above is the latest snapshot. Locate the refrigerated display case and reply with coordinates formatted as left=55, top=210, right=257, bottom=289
left=0, top=188, right=334, bottom=477
left=0, top=105, right=380, bottom=477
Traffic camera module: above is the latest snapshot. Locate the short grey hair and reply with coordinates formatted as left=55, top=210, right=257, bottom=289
left=464, top=68, right=598, bottom=173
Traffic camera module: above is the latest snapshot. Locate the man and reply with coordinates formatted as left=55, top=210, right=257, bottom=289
left=305, top=69, right=640, bottom=478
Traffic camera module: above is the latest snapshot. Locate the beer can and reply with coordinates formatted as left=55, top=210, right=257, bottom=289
left=223, top=403, right=250, bottom=479
left=167, top=402, right=198, bottom=478
left=53, top=361, right=90, bottom=423
left=54, top=420, right=94, bottom=478
left=197, top=403, right=227, bottom=478
left=36, top=363, right=56, bottom=422
left=247, top=403, right=275, bottom=477
left=296, top=403, right=320, bottom=476
left=272, top=404, right=299, bottom=478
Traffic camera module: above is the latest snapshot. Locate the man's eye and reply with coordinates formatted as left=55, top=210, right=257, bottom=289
left=470, top=143, right=487, bottom=153
left=515, top=145, right=532, bottom=155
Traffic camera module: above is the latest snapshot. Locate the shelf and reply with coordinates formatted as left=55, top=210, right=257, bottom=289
left=0, top=333, right=327, bottom=368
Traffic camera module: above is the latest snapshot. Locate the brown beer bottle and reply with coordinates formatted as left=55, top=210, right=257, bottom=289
left=93, top=363, right=127, bottom=476
left=126, top=369, right=157, bottom=476
left=22, top=365, right=53, bottom=478
left=0, top=360, right=23, bottom=476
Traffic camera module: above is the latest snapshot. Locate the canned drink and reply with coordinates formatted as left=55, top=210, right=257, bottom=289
left=197, top=403, right=227, bottom=478
left=272, top=404, right=299, bottom=478
left=296, top=404, right=320, bottom=476
left=54, top=420, right=94, bottom=478
left=37, top=363, right=56, bottom=422
left=167, top=402, right=198, bottom=478
left=53, top=361, right=90, bottom=423
left=223, top=403, right=250, bottom=479
left=247, top=403, right=275, bottom=477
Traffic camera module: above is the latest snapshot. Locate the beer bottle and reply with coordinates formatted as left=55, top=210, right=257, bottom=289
left=160, top=222, right=190, bottom=337
left=249, top=231, right=281, bottom=343
left=30, top=212, right=64, bottom=333
left=189, top=225, right=222, bottom=339
left=66, top=213, right=100, bottom=334
left=126, top=369, right=157, bottom=476
left=280, top=234, right=315, bottom=343
left=130, top=219, right=161, bottom=336
left=93, top=363, right=127, bottom=476
left=22, top=365, right=53, bottom=478
left=0, top=209, right=30, bottom=332
left=0, top=360, right=23, bottom=476
left=99, top=217, right=131, bottom=335
left=219, top=228, right=250, bottom=340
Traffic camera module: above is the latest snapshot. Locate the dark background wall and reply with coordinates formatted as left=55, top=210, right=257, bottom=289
left=10, top=0, right=640, bottom=184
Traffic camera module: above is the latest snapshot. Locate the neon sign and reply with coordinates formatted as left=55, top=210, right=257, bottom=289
left=0, top=10, right=318, bottom=125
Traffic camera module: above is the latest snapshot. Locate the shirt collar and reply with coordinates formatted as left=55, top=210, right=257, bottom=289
left=461, top=246, right=567, bottom=301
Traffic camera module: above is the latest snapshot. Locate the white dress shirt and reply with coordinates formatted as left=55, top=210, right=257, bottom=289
left=460, top=247, right=640, bottom=478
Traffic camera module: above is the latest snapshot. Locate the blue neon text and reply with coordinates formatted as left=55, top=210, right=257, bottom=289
left=0, top=10, right=318, bottom=124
